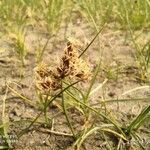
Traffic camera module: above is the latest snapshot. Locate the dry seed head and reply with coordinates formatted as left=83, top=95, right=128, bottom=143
left=64, top=43, right=79, bottom=60
left=34, top=63, right=60, bottom=92
left=36, top=76, right=60, bottom=92
left=34, top=38, right=91, bottom=93
left=52, top=41, right=80, bottom=79
left=67, top=37, right=83, bottom=49
left=36, top=77, right=52, bottom=91
left=69, top=58, right=91, bottom=80
left=34, top=62, right=50, bottom=78
left=60, top=38, right=91, bottom=80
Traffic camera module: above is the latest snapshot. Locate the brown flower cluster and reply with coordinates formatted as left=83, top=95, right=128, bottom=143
left=34, top=38, right=91, bottom=92
left=34, top=63, right=61, bottom=92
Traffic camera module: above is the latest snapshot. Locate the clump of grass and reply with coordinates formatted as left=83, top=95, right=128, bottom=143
left=116, top=0, right=150, bottom=30
left=0, top=0, right=29, bottom=30
left=8, top=27, right=27, bottom=66
left=33, top=36, right=123, bottom=148
left=40, top=0, right=66, bottom=36
left=0, top=0, right=29, bottom=66
left=135, top=40, right=150, bottom=82
left=121, top=0, right=150, bottom=82
left=121, top=106, right=150, bottom=149
left=33, top=40, right=124, bottom=147
left=76, top=0, right=150, bottom=31
left=76, top=0, right=113, bottom=31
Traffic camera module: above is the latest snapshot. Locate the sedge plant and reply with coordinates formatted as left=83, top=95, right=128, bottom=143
left=6, top=33, right=149, bottom=150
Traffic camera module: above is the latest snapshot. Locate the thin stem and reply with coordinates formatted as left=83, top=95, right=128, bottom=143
left=44, top=94, right=49, bottom=125
left=78, top=23, right=106, bottom=58
left=61, top=80, right=76, bottom=139
left=39, top=128, right=73, bottom=137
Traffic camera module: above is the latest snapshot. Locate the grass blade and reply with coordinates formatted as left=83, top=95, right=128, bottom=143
left=78, top=23, right=106, bottom=58
left=127, top=106, right=150, bottom=133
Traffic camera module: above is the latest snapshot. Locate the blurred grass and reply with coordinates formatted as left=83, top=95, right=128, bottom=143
left=115, top=0, right=150, bottom=30
left=0, top=0, right=149, bottom=31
